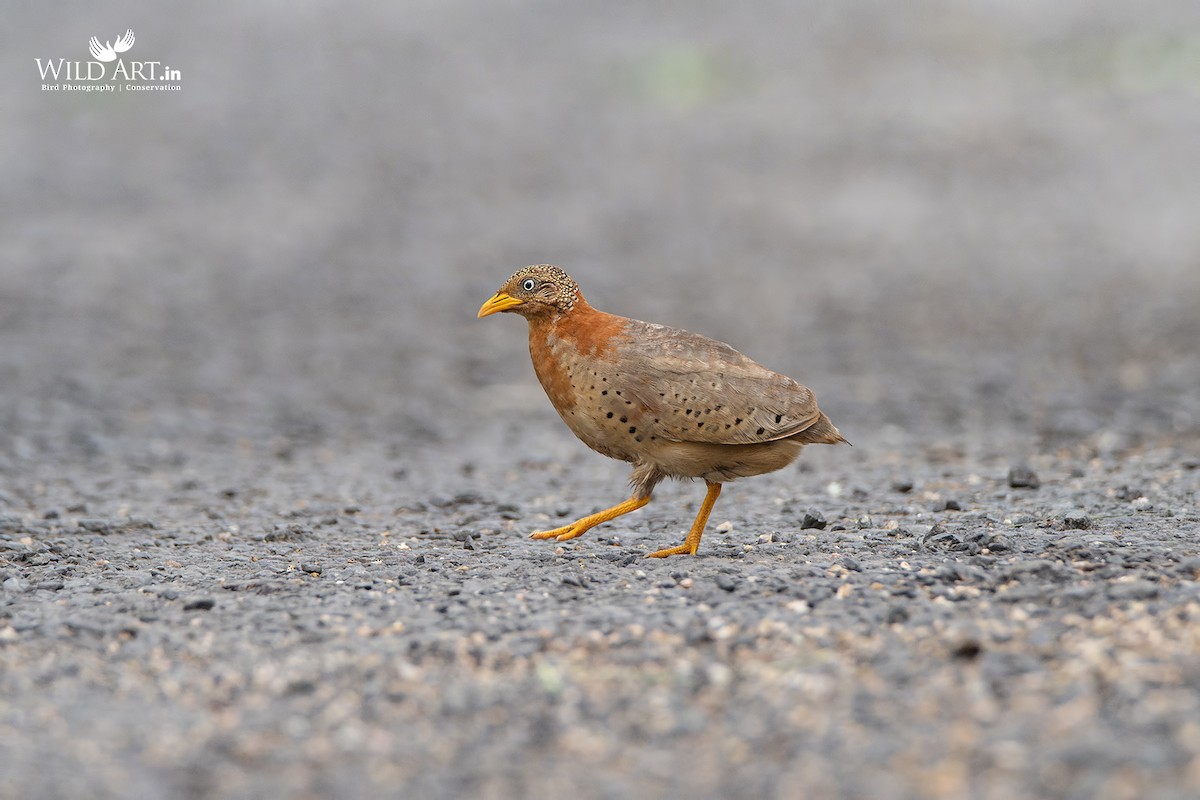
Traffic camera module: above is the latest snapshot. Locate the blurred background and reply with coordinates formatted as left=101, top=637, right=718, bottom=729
left=3, top=0, right=1199, bottom=469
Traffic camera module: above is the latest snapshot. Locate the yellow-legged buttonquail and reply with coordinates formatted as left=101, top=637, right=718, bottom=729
left=478, top=265, right=847, bottom=558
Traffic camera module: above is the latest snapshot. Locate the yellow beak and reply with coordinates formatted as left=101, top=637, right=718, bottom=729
left=477, top=291, right=524, bottom=318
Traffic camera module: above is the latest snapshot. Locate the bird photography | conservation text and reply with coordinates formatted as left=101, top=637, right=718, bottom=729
left=36, top=29, right=182, bottom=92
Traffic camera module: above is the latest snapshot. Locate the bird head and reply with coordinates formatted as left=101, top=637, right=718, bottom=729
left=478, top=264, right=581, bottom=320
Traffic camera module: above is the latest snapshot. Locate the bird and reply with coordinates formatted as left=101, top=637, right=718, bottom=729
left=88, top=30, right=134, bottom=63
left=478, top=264, right=847, bottom=558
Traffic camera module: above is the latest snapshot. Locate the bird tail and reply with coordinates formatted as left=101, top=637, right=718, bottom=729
left=793, top=412, right=849, bottom=446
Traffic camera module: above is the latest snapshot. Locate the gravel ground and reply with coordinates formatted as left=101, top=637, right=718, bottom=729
left=3, top=2, right=1200, bottom=798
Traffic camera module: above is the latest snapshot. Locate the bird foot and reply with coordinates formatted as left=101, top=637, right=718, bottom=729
left=529, top=523, right=592, bottom=542
left=645, top=542, right=698, bottom=558
left=529, top=495, right=651, bottom=543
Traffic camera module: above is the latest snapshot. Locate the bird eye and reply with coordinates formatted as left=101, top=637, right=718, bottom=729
left=522, top=278, right=537, bottom=292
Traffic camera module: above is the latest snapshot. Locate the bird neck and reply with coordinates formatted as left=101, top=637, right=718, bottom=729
left=527, top=296, right=626, bottom=360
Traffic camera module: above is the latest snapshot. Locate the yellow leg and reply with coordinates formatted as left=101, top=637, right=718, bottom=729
left=646, top=481, right=722, bottom=558
left=530, top=495, right=651, bottom=542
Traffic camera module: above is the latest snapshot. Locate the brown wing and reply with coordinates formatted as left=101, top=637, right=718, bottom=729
left=615, top=320, right=828, bottom=445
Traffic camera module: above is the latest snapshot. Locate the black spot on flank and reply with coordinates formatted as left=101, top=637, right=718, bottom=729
left=601, top=390, right=608, bottom=396
left=615, top=390, right=622, bottom=396
left=734, top=418, right=743, bottom=425
left=625, top=400, right=632, bottom=405
left=775, top=414, right=783, bottom=423
left=756, top=427, right=765, bottom=435
left=620, top=416, right=627, bottom=423
left=685, top=409, right=692, bottom=416
left=629, top=427, right=637, bottom=434
left=705, top=408, right=712, bottom=414
left=725, top=424, right=732, bottom=429
left=653, top=418, right=659, bottom=423
left=697, top=422, right=704, bottom=428
left=635, top=435, right=643, bottom=442
left=650, top=436, right=657, bottom=441
left=606, top=412, right=614, bottom=419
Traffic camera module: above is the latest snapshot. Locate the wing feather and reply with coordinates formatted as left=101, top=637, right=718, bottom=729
left=616, top=320, right=825, bottom=445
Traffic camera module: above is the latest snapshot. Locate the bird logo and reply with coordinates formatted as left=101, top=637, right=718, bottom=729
left=88, top=30, right=135, bottom=62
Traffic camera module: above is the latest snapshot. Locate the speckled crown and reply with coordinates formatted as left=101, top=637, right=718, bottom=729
left=508, top=264, right=580, bottom=312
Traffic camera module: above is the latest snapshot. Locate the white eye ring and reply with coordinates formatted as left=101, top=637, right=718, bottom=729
left=522, top=278, right=537, bottom=291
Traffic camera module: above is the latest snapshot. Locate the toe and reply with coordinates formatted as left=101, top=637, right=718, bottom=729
left=645, top=544, right=695, bottom=558
left=555, top=527, right=583, bottom=542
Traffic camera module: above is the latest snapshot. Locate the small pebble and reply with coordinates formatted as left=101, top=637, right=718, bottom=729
left=891, top=479, right=914, bottom=493
left=800, top=509, right=827, bottom=530
left=715, top=520, right=734, bottom=533
left=951, top=639, right=983, bottom=660
left=1063, top=512, right=1091, bottom=530
left=1008, top=466, right=1040, bottom=489
left=183, top=598, right=216, bottom=611
left=922, top=524, right=959, bottom=548
left=987, top=535, right=1012, bottom=552
left=715, top=574, right=738, bottom=592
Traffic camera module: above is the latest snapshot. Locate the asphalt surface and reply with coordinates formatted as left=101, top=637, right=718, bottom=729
left=3, top=2, right=1200, bottom=798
